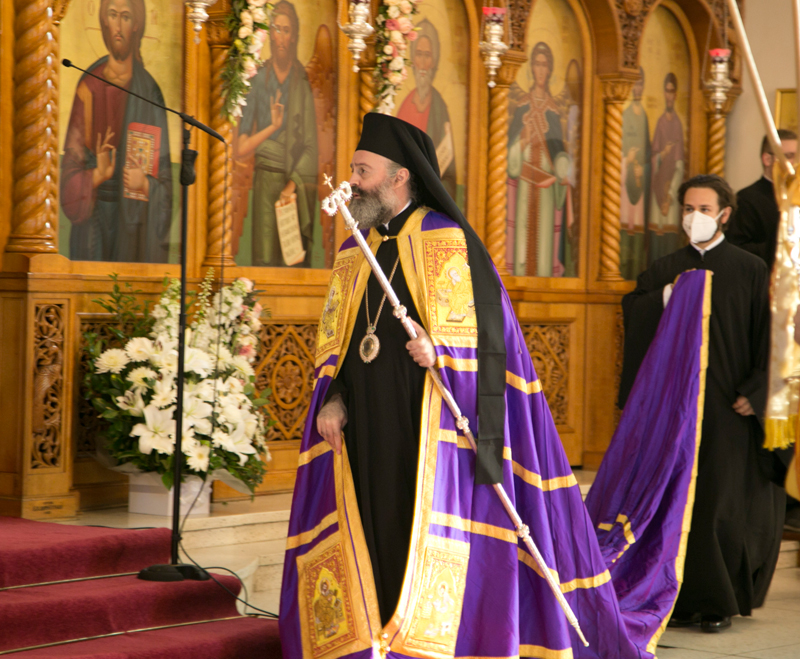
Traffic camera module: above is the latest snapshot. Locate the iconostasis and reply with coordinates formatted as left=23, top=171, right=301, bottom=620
left=0, top=0, right=733, bottom=516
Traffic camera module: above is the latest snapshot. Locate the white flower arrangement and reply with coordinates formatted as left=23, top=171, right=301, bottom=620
left=222, top=0, right=273, bottom=122
left=84, top=274, right=271, bottom=492
left=374, top=0, right=421, bottom=114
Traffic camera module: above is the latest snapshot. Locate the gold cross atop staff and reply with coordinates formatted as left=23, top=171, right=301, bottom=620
left=319, top=178, right=590, bottom=647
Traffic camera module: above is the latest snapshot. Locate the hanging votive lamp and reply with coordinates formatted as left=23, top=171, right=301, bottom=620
left=339, top=0, right=375, bottom=73
left=479, top=6, right=509, bottom=89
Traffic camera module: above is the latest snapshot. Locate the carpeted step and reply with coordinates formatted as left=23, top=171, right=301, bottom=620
left=0, top=574, right=248, bottom=652
left=0, top=518, right=171, bottom=588
left=9, top=617, right=281, bottom=658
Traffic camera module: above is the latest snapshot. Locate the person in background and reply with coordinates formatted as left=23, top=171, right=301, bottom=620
left=728, top=129, right=798, bottom=271
left=729, top=129, right=799, bottom=531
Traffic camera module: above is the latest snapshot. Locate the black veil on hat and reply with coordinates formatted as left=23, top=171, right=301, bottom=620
left=356, top=113, right=506, bottom=485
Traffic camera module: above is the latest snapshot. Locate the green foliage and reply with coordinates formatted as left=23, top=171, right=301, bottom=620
left=221, top=1, right=273, bottom=123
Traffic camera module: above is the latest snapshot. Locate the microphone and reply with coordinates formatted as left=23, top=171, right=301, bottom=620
left=62, top=57, right=229, bottom=583
left=61, top=58, right=225, bottom=143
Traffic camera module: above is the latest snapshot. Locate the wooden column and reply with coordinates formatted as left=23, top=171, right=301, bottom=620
left=706, top=112, right=726, bottom=177
left=598, top=78, right=633, bottom=282
left=358, top=45, right=378, bottom=123
left=6, top=0, right=59, bottom=255
left=204, top=20, right=236, bottom=268
left=485, top=52, right=526, bottom=274
left=705, top=92, right=739, bottom=178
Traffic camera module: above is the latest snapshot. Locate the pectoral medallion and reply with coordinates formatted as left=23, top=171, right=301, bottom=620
left=359, top=253, right=400, bottom=364
left=359, top=326, right=380, bottom=363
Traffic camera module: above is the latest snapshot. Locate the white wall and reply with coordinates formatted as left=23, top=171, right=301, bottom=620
left=726, top=0, right=796, bottom=191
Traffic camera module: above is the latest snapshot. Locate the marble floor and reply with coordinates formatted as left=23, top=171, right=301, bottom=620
left=656, top=567, right=800, bottom=659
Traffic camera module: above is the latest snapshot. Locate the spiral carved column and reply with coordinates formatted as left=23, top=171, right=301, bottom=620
left=485, top=55, right=524, bottom=273
left=7, top=0, right=59, bottom=254
left=485, top=84, right=509, bottom=271
left=359, top=66, right=377, bottom=122
left=704, top=90, right=738, bottom=178
left=355, top=39, right=378, bottom=123
left=598, top=79, right=632, bottom=282
left=204, top=23, right=236, bottom=268
left=706, top=112, right=727, bottom=178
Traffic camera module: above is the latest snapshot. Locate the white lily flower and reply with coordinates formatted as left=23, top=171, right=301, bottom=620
left=184, top=347, right=213, bottom=378
left=221, top=402, right=244, bottom=427
left=194, top=417, right=213, bottom=436
left=243, top=409, right=259, bottom=438
left=131, top=405, right=175, bottom=455
left=116, top=389, right=145, bottom=417
left=152, top=374, right=177, bottom=408
left=185, top=380, right=215, bottom=402
left=184, top=394, right=213, bottom=427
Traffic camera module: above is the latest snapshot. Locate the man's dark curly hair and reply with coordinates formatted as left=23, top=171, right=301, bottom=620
left=678, top=174, right=737, bottom=217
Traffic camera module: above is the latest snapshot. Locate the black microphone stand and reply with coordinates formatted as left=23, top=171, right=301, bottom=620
left=62, top=59, right=223, bottom=582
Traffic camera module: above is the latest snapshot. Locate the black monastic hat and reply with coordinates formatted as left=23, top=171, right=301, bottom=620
left=356, top=113, right=506, bottom=485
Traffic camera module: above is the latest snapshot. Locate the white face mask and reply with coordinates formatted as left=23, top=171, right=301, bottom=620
left=682, top=210, right=723, bottom=244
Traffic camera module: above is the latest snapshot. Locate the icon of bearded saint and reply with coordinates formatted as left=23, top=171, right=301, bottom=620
left=61, top=0, right=173, bottom=264
left=396, top=19, right=458, bottom=202
left=231, top=1, right=337, bottom=269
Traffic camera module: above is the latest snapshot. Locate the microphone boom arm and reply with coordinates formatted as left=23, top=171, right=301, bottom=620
left=61, top=59, right=225, bottom=144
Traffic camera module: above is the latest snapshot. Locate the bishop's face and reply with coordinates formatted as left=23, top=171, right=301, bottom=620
left=348, top=150, right=399, bottom=229
left=105, top=0, right=135, bottom=62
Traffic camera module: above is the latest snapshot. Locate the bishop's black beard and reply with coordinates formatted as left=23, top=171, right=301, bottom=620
left=348, top=182, right=396, bottom=229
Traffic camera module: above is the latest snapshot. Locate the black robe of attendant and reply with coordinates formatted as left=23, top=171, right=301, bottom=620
left=619, top=240, right=786, bottom=617
left=325, top=204, right=426, bottom=625
left=728, top=177, right=779, bottom=272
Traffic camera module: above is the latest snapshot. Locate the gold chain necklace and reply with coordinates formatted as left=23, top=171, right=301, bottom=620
left=359, top=251, right=401, bottom=363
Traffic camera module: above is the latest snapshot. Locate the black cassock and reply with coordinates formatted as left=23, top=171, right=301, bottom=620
left=619, top=239, right=786, bottom=617
left=325, top=204, right=426, bottom=625
left=728, top=176, right=779, bottom=271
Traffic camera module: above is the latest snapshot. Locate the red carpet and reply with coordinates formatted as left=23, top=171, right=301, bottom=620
left=0, top=517, right=281, bottom=658
left=0, top=518, right=172, bottom=588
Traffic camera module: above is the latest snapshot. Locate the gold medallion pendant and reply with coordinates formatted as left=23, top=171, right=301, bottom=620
left=360, top=252, right=401, bottom=364
left=359, top=326, right=380, bottom=363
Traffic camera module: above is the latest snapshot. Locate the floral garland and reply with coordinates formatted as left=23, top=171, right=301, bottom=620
left=84, top=274, right=271, bottom=492
left=374, top=0, right=421, bottom=114
left=221, top=0, right=272, bottom=122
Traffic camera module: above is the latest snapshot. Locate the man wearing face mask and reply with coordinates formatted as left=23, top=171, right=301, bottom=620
left=619, top=174, right=784, bottom=633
